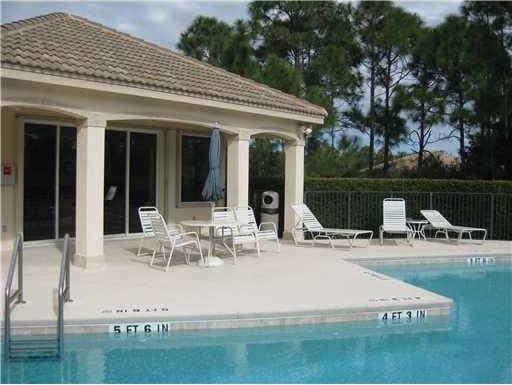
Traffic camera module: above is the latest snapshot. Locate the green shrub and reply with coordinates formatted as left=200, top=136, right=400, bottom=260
left=303, top=178, right=512, bottom=193
left=251, top=176, right=512, bottom=193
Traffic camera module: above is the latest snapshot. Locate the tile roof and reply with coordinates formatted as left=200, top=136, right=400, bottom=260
left=1, top=12, right=326, bottom=119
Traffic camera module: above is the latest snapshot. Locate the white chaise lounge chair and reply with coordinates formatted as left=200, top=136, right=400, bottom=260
left=235, top=206, right=280, bottom=252
left=212, top=207, right=260, bottom=263
left=380, top=198, right=414, bottom=246
left=290, top=203, right=373, bottom=248
left=150, top=213, right=203, bottom=271
left=420, top=210, right=487, bottom=244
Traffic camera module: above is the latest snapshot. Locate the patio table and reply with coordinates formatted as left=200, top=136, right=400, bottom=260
left=406, top=219, right=428, bottom=240
left=180, top=219, right=237, bottom=267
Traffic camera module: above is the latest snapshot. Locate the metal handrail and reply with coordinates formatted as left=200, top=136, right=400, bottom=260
left=57, top=234, right=72, bottom=358
left=3, top=233, right=25, bottom=359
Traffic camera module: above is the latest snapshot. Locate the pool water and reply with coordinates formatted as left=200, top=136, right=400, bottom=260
left=2, top=262, right=511, bottom=383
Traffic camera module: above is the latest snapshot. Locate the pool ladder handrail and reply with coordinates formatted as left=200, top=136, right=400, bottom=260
left=3, top=233, right=26, bottom=359
left=4, top=233, right=73, bottom=361
left=58, top=233, right=73, bottom=358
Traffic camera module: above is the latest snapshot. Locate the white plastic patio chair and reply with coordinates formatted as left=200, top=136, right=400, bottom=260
left=137, top=207, right=183, bottom=256
left=137, top=207, right=159, bottom=256
left=234, top=206, right=280, bottom=252
left=150, top=214, right=203, bottom=271
left=290, top=203, right=373, bottom=248
left=420, top=210, right=487, bottom=244
left=212, top=207, right=260, bottom=263
left=380, top=198, right=414, bottom=246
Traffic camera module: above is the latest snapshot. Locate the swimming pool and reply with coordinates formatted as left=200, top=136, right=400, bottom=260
left=2, top=261, right=511, bottom=383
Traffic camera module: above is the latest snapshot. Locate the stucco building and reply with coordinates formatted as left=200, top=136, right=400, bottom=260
left=1, top=13, right=326, bottom=267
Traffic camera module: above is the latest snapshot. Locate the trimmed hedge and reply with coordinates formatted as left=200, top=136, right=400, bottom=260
left=305, top=177, right=512, bottom=193
left=251, top=177, right=512, bottom=194
left=250, top=176, right=284, bottom=191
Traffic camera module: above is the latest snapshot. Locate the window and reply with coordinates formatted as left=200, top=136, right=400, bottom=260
left=180, top=134, right=210, bottom=203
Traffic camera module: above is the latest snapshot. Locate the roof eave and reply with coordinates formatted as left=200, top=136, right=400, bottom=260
left=1, top=67, right=326, bottom=125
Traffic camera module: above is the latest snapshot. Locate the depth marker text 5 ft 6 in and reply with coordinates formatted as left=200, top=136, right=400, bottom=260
left=110, top=322, right=171, bottom=334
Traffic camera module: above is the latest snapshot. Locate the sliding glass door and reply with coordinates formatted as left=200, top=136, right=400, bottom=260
left=129, top=133, right=157, bottom=233
left=24, top=123, right=76, bottom=241
left=24, top=125, right=157, bottom=240
left=24, top=124, right=56, bottom=241
left=58, top=127, right=77, bottom=237
left=104, top=130, right=127, bottom=235
left=104, top=130, right=158, bottom=235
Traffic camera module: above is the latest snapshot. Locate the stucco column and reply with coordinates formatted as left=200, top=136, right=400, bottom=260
left=165, top=130, right=177, bottom=223
left=284, top=139, right=305, bottom=239
left=226, top=133, right=250, bottom=208
left=74, top=116, right=106, bottom=268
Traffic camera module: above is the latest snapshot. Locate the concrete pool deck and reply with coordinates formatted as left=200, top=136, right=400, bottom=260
left=1, top=237, right=511, bottom=334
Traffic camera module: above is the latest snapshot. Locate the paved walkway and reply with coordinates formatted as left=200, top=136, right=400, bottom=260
left=1, top=237, right=510, bottom=333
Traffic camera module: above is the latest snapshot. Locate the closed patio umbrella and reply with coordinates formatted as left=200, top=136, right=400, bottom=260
left=202, top=124, right=224, bottom=202
left=199, top=123, right=225, bottom=267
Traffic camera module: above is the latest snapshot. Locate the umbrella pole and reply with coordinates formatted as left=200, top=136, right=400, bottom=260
left=210, top=200, right=215, bottom=255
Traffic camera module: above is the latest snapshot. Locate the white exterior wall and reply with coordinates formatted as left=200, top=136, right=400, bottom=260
left=284, top=141, right=305, bottom=238
left=0, top=109, right=17, bottom=245
left=226, top=134, right=250, bottom=208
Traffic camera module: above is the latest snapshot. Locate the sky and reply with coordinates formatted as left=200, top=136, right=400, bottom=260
left=1, top=0, right=464, bottom=155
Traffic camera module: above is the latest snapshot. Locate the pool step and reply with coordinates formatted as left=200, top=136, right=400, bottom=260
left=7, top=337, right=60, bottom=360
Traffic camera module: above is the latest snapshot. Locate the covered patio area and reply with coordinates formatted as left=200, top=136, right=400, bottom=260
left=1, top=13, right=325, bottom=269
